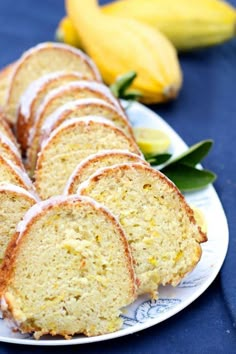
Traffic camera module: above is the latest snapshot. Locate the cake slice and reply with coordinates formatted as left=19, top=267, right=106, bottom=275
left=64, top=150, right=148, bottom=194
left=0, top=184, right=39, bottom=263
left=27, top=81, right=125, bottom=173
left=0, top=195, right=136, bottom=338
left=34, top=117, right=141, bottom=199
left=78, top=163, right=207, bottom=296
left=0, top=156, right=35, bottom=191
left=5, top=42, right=101, bottom=123
left=0, top=132, right=24, bottom=169
left=41, top=98, right=134, bottom=146
left=16, top=71, right=90, bottom=153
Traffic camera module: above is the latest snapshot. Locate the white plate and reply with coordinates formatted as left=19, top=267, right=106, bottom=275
left=0, top=101, right=229, bottom=346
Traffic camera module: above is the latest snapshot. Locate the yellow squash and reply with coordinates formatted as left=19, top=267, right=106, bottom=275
left=103, top=0, right=236, bottom=51
left=66, top=0, right=182, bottom=104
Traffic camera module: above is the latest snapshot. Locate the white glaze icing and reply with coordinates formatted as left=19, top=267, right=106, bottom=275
left=0, top=183, right=40, bottom=203
left=0, top=131, right=20, bottom=158
left=40, top=116, right=117, bottom=151
left=19, top=71, right=86, bottom=119
left=7, top=42, right=102, bottom=103
left=28, top=80, right=123, bottom=147
left=41, top=97, right=129, bottom=139
left=16, top=195, right=119, bottom=241
left=64, top=150, right=146, bottom=195
left=77, top=162, right=147, bottom=196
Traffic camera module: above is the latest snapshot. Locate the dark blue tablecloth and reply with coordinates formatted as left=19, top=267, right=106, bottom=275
left=0, top=0, right=236, bottom=353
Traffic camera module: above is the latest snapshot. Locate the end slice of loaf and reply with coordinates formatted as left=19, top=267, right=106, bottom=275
left=65, top=150, right=148, bottom=194
left=34, top=117, right=141, bottom=199
left=41, top=98, right=133, bottom=146
left=0, top=195, right=136, bottom=338
left=78, top=163, right=207, bottom=296
left=27, top=81, right=124, bottom=173
left=5, top=42, right=101, bottom=123
left=16, top=71, right=90, bottom=153
left=0, top=184, right=39, bottom=263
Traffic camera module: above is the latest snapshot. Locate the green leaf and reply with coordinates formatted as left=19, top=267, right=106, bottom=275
left=161, top=163, right=217, bottom=192
left=110, top=71, right=137, bottom=98
left=165, top=140, right=213, bottom=167
left=145, top=153, right=172, bottom=166
left=121, top=89, right=142, bottom=101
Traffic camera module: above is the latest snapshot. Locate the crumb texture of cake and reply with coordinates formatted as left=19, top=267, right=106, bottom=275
left=0, top=184, right=38, bottom=263
left=16, top=71, right=90, bottom=153
left=41, top=97, right=133, bottom=146
left=34, top=117, right=141, bottom=200
left=78, top=163, right=206, bottom=295
left=27, top=81, right=124, bottom=173
left=65, top=150, right=147, bottom=194
left=0, top=195, right=136, bottom=338
left=5, top=42, right=101, bottom=123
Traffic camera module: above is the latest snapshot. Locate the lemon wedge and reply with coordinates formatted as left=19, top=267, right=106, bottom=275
left=133, top=127, right=171, bottom=155
left=191, top=206, right=207, bottom=233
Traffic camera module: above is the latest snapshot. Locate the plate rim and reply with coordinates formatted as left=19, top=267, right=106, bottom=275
left=0, top=101, right=229, bottom=346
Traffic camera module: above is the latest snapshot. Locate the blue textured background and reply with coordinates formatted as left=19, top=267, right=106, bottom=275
left=0, top=0, right=236, bottom=352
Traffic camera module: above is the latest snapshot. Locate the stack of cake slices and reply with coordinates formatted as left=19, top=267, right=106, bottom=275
left=0, top=42, right=206, bottom=339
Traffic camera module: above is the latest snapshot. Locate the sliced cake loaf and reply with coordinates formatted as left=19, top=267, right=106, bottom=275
left=0, top=184, right=39, bottom=263
left=0, top=132, right=24, bottom=169
left=34, top=117, right=141, bottom=199
left=78, top=163, right=207, bottom=296
left=5, top=42, right=101, bottom=123
left=27, top=81, right=125, bottom=173
left=0, top=62, right=16, bottom=108
left=41, top=98, right=134, bottom=146
left=0, top=113, right=18, bottom=145
left=0, top=195, right=136, bottom=338
left=16, top=71, right=90, bottom=153
left=0, top=156, right=35, bottom=191
left=64, top=150, right=148, bottom=194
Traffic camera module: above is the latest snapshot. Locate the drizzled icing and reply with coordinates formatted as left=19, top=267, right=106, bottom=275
left=16, top=195, right=120, bottom=241
left=0, top=183, right=40, bottom=203
left=28, top=80, right=123, bottom=147
left=64, top=150, right=146, bottom=195
left=41, top=97, right=129, bottom=138
left=40, top=116, right=117, bottom=151
left=0, top=131, right=20, bottom=158
left=19, top=71, right=86, bottom=119
left=7, top=42, right=102, bottom=103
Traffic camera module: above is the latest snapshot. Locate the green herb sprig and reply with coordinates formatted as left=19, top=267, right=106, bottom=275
left=110, top=71, right=142, bottom=101
left=145, top=140, right=216, bottom=192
